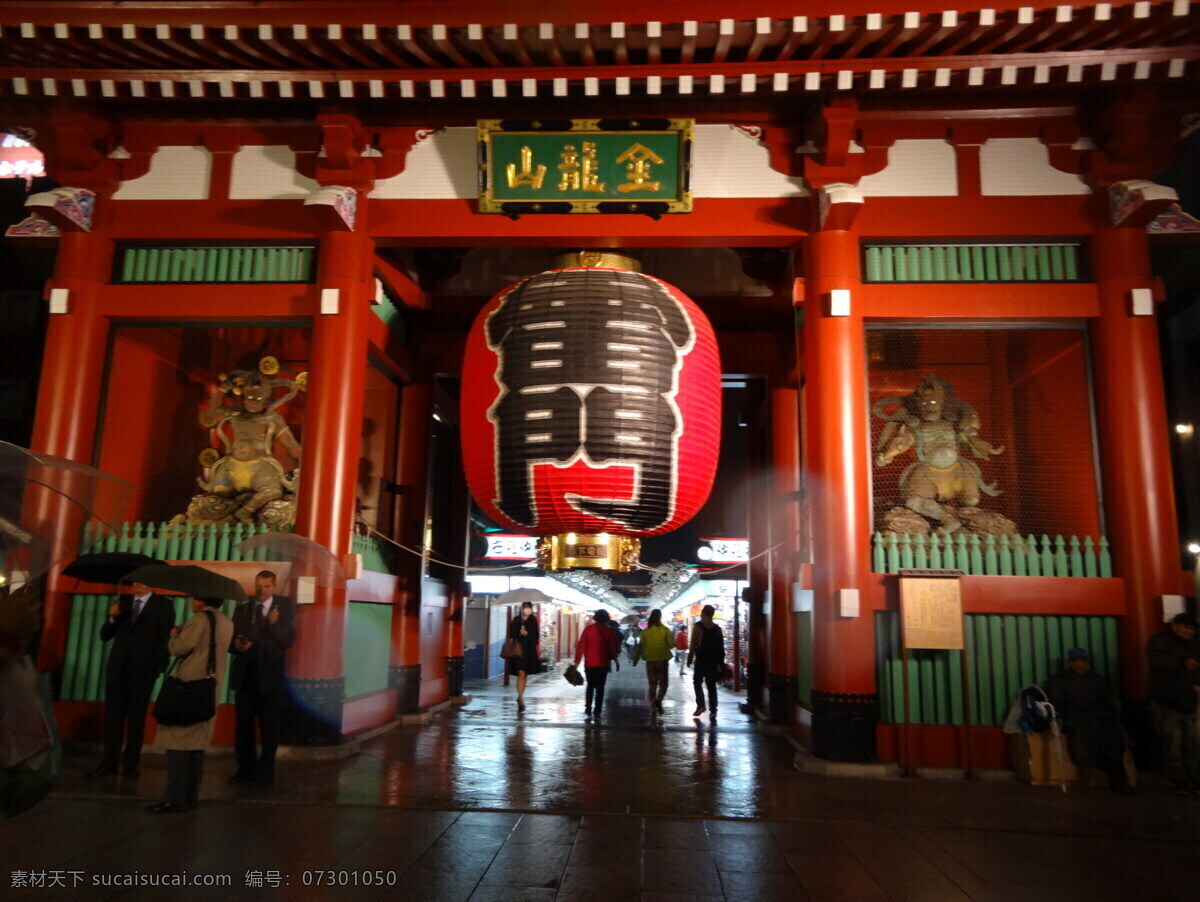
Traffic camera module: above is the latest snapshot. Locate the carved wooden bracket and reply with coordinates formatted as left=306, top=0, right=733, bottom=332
left=304, top=185, right=357, bottom=231
left=1109, top=180, right=1179, bottom=229
left=24, top=186, right=95, bottom=232
left=816, top=183, right=864, bottom=231
left=38, top=114, right=121, bottom=195
left=293, top=116, right=439, bottom=190
left=1046, top=91, right=1172, bottom=189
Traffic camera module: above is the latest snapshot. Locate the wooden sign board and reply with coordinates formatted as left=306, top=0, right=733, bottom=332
left=900, top=575, right=964, bottom=650
left=478, top=118, right=693, bottom=214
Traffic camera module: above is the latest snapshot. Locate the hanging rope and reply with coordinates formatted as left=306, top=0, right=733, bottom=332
left=365, top=527, right=534, bottom=572
left=631, top=542, right=781, bottom=575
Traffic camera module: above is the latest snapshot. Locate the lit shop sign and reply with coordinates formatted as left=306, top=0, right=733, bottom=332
left=477, top=118, right=693, bottom=214
left=479, top=534, right=538, bottom=560
left=0, top=136, right=44, bottom=179
left=696, top=537, right=750, bottom=563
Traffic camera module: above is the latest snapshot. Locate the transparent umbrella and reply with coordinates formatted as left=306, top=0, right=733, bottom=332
left=0, top=442, right=133, bottom=819
left=235, top=532, right=346, bottom=589
left=494, top=587, right=552, bottom=607
left=0, top=441, right=134, bottom=588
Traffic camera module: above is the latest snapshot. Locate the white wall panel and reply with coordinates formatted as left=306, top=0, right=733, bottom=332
left=980, top=137, right=1089, bottom=196
left=370, top=128, right=477, bottom=199
left=371, top=124, right=808, bottom=199
left=690, top=125, right=807, bottom=197
left=229, top=144, right=320, bottom=199
left=857, top=139, right=958, bottom=197
left=112, top=146, right=211, bottom=199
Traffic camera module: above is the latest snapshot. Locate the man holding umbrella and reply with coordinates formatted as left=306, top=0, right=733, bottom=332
left=86, top=581, right=175, bottom=779
left=228, top=570, right=296, bottom=787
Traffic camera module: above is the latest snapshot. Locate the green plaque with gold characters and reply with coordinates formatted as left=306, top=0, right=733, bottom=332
left=478, top=118, right=693, bottom=215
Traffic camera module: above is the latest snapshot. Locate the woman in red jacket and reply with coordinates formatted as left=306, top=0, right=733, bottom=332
left=574, top=609, right=619, bottom=722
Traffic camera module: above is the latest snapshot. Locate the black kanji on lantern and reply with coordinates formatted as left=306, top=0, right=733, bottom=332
left=484, top=269, right=695, bottom=531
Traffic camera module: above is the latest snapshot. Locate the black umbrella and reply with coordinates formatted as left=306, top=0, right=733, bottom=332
left=123, top=563, right=246, bottom=602
left=62, top=552, right=165, bottom=585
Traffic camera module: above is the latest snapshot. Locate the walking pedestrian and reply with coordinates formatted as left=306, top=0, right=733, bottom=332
left=146, top=597, right=233, bottom=813
left=575, top=609, right=619, bottom=722
left=638, top=610, right=674, bottom=715
left=508, top=601, right=541, bottom=711
left=606, top=617, right=624, bottom=671
left=674, top=624, right=689, bottom=675
left=688, top=605, right=725, bottom=722
left=625, top=627, right=639, bottom=662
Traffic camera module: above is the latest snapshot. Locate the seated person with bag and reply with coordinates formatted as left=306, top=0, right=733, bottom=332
left=1044, top=647, right=1133, bottom=794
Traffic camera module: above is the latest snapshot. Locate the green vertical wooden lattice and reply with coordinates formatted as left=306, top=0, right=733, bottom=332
left=876, top=611, right=1120, bottom=726
left=116, top=246, right=315, bottom=283
left=863, top=242, right=1085, bottom=283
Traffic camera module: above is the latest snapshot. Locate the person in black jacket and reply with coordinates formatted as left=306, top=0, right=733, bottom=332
left=227, top=570, right=296, bottom=787
left=1044, top=648, right=1132, bottom=793
left=507, top=602, right=541, bottom=711
left=688, top=605, right=725, bottom=722
left=1146, top=613, right=1200, bottom=793
left=86, top=581, right=175, bottom=779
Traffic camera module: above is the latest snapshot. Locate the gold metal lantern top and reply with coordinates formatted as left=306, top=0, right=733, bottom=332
left=537, top=533, right=641, bottom=573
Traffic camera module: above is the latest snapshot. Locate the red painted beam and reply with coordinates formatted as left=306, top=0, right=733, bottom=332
left=367, top=198, right=806, bottom=246
left=862, top=573, right=1129, bottom=616
left=7, top=42, right=1193, bottom=92
left=3, top=2, right=1162, bottom=31
left=859, top=284, right=1100, bottom=320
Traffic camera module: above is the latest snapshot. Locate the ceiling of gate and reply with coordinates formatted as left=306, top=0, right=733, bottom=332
left=1, top=2, right=1195, bottom=101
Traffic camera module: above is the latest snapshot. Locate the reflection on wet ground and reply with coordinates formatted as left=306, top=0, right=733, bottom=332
left=10, top=663, right=1199, bottom=900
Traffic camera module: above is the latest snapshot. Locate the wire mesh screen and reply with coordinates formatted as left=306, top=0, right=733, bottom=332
left=867, top=327, right=1102, bottom=545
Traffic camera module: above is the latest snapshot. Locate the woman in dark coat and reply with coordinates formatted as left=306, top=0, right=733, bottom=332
left=508, top=602, right=541, bottom=711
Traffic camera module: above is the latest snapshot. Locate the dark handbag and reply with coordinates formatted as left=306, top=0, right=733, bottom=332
left=500, top=638, right=523, bottom=659
left=153, top=611, right=218, bottom=727
left=563, top=664, right=584, bottom=686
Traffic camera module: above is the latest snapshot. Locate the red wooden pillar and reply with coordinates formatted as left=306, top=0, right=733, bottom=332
left=388, top=381, right=432, bottom=713
left=767, top=386, right=801, bottom=722
left=745, top=379, right=771, bottom=710
left=288, top=224, right=372, bottom=742
left=1090, top=223, right=1180, bottom=699
left=32, top=228, right=114, bottom=673
left=804, top=226, right=878, bottom=760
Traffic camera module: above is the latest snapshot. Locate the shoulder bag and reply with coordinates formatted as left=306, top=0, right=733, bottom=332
left=153, top=610, right=218, bottom=727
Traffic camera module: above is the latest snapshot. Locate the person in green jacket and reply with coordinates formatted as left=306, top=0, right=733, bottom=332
left=638, top=609, right=675, bottom=715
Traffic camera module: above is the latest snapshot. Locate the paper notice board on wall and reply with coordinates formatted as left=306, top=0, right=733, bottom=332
left=900, top=575, right=964, bottom=650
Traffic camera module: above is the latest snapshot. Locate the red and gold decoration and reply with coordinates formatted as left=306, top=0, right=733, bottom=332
left=461, top=257, right=720, bottom=571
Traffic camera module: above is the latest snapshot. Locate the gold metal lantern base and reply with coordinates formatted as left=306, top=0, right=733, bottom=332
left=537, top=533, right=641, bottom=572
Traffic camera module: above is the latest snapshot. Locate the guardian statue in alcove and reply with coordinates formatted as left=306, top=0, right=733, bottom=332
left=872, top=374, right=1016, bottom=537
left=171, top=357, right=304, bottom=528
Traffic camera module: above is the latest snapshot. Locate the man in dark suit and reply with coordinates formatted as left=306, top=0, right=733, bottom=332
left=227, top=569, right=296, bottom=786
left=86, top=581, right=175, bottom=779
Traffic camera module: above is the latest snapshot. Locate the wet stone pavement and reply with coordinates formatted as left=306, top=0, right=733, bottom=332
left=3, top=662, right=1199, bottom=900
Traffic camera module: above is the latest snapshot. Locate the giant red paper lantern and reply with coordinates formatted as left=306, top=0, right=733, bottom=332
left=461, top=266, right=720, bottom=569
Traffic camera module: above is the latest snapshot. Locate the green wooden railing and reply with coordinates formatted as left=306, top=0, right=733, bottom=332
left=351, top=534, right=399, bottom=574
left=116, top=245, right=315, bottom=284
left=876, top=611, right=1120, bottom=726
left=61, top=595, right=240, bottom=704
left=871, top=532, right=1112, bottom=578
left=60, top=523, right=402, bottom=703
left=373, top=280, right=408, bottom=343
left=863, top=242, right=1084, bottom=283
left=80, top=520, right=292, bottom=561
